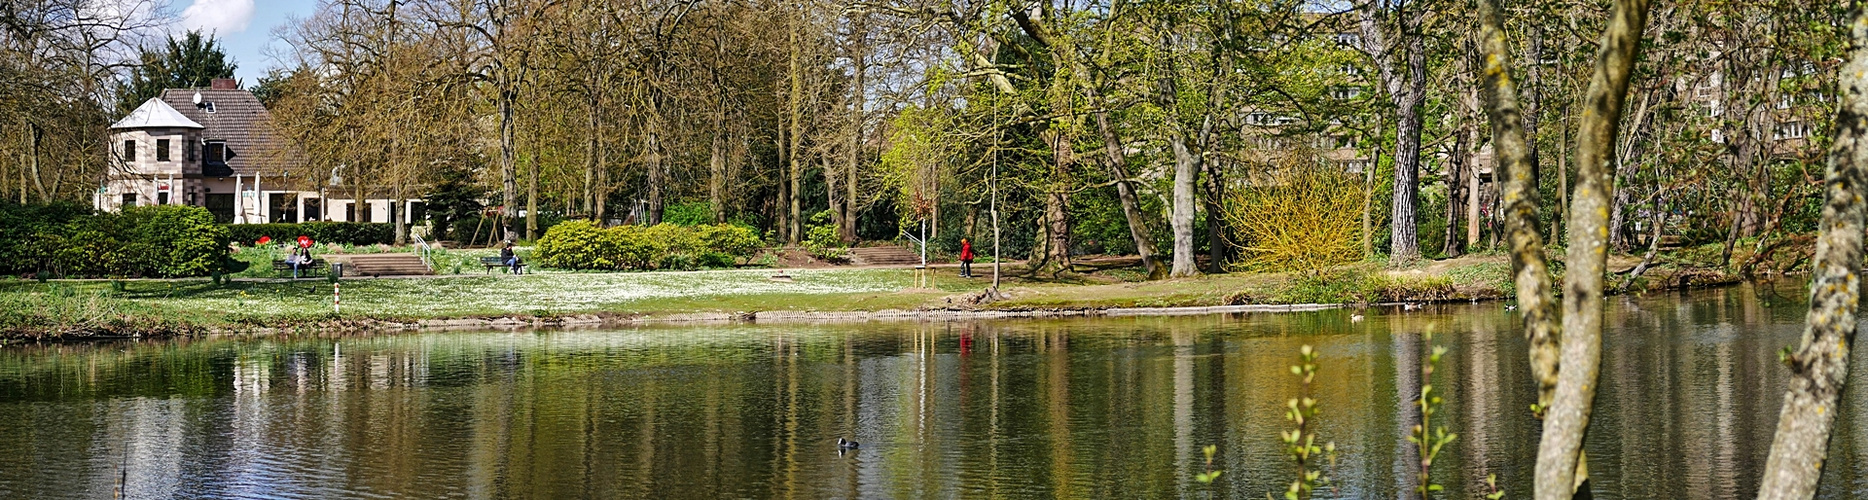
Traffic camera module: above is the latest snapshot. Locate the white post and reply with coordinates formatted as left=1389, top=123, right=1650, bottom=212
left=233, top=174, right=243, bottom=223
left=253, top=174, right=263, bottom=223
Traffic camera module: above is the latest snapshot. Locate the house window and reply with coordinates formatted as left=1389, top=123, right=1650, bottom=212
left=121, top=193, right=136, bottom=208
left=1775, top=121, right=1809, bottom=140
left=1332, top=86, right=1362, bottom=100
left=156, top=139, right=170, bottom=161
left=158, top=191, right=169, bottom=206
left=1334, top=33, right=1361, bottom=46
left=203, top=102, right=217, bottom=113
left=186, top=140, right=195, bottom=161
left=205, top=141, right=226, bottom=164
left=123, top=140, right=136, bottom=162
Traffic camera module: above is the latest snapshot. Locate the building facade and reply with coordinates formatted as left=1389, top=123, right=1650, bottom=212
left=99, top=79, right=422, bottom=225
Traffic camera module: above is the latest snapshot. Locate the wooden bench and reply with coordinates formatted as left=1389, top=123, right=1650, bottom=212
left=272, top=258, right=327, bottom=278
left=480, top=256, right=527, bottom=274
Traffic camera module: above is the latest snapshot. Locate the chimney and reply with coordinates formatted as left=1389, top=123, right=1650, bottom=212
left=210, top=78, right=237, bottom=90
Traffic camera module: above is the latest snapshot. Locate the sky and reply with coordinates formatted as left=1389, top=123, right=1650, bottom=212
left=173, top=0, right=318, bottom=84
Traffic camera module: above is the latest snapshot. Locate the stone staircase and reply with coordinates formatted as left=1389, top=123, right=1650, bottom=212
left=847, top=245, right=923, bottom=266
left=338, top=253, right=433, bottom=277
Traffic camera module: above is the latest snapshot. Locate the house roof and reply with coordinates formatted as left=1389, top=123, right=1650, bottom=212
left=109, top=98, right=204, bottom=130
left=158, top=88, right=296, bottom=177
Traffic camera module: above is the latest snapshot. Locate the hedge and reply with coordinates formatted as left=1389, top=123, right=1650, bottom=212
left=0, top=203, right=229, bottom=278
left=225, top=222, right=397, bottom=246
left=535, top=221, right=762, bottom=271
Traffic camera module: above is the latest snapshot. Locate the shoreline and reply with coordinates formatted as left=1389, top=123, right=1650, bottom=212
left=0, top=252, right=1765, bottom=342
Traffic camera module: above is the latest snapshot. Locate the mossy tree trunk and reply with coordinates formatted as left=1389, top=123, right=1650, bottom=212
left=1754, top=6, right=1868, bottom=498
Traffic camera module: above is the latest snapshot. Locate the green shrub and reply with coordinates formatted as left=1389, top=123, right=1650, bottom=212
left=7, top=205, right=227, bottom=278
left=535, top=221, right=769, bottom=271
left=663, top=201, right=715, bottom=226
left=803, top=210, right=848, bottom=262
left=535, top=220, right=621, bottom=270
left=695, top=224, right=762, bottom=263
left=120, top=206, right=230, bottom=277
left=226, top=221, right=395, bottom=246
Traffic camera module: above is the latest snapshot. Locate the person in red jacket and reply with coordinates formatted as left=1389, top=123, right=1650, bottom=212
left=959, top=238, right=975, bottom=278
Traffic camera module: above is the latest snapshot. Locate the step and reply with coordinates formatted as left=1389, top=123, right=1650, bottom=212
left=847, top=246, right=924, bottom=266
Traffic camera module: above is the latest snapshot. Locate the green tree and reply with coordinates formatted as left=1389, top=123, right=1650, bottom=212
left=115, top=30, right=238, bottom=114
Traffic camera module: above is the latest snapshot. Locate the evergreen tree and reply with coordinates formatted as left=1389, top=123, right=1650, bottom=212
left=116, top=30, right=237, bottom=114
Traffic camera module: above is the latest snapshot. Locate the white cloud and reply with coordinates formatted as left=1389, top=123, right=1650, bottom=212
left=178, top=0, right=256, bottom=35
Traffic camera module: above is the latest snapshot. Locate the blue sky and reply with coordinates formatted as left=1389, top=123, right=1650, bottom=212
left=174, top=0, right=319, bottom=84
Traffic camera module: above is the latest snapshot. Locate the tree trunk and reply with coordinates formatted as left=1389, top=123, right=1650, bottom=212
left=26, top=121, right=46, bottom=203
left=1540, top=0, right=1651, bottom=497
left=1361, top=3, right=1427, bottom=262
left=1554, top=114, right=1569, bottom=243
left=844, top=14, right=866, bottom=243
left=1477, top=0, right=1561, bottom=434
left=585, top=98, right=601, bottom=220
left=786, top=16, right=803, bottom=245
left=1199, top=124, right=1226, bottom=274
left=1391, top=95, right=1424, bottom=261
left=645, top=99, right=666, bottom=226
left=1093, top=105, right=1164, bottom=279
left=500, top=86, right=518, bottom=242
left=1755, top=15, right=1868, bottom=494
left=1446, top=111, right=1472, bottom=258
left=776, top=119, right=789, bottom=241
left=526, top=142, right=538, bottom=240
left=1362, top=149, right=1380, bottom=257
left=711, top=111, right=728, bottom=224
left=1169, top=130, right=1198, bottom=278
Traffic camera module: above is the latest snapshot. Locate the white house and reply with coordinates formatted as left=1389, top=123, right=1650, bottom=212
left=100, top=78, right=423, bottom=225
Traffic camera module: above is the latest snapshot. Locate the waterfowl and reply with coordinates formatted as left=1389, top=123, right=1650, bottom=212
left=1350, top=314, right=1365, bottom=323
left=838, top=438, right=860, bottom=450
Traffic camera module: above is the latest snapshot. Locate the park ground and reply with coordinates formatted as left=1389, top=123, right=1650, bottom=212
left=0, top=241, right=1775, bottom=340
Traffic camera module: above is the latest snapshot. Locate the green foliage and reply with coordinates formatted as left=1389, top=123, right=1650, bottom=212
left=118, top=206, right=230, bottom=277
left=803, top=210, right=848, bottom=262
left=0, top=201, right=91, bottom=275
left=225, top=222, right=397, bottom=246
left=1279, top=345, right=1334, bottom=500
left=663, top=201, right=716, bottom=226
left=1263, top=270, right=1456, bottom=304
left=1409, top=332, right=1456, bottom=500
left=7, top=205, right=228, bottom=278
left=1193, top=444, right=1223, bottom=484
left=116, top=30, right=237, bottom=114
left=535, top=221, right=764, bottom=271
left=424, top=164, right=489, bottom=241
left=0, top=287, right=210, bottom=339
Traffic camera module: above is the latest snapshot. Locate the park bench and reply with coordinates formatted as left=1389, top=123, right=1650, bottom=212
left=480, top=256, right=527, bottom=274
left=273, top=258, right=327, bottom=278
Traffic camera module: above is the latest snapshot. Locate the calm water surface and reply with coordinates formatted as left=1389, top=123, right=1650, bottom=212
left=2, top=281, right=1863, bottom=499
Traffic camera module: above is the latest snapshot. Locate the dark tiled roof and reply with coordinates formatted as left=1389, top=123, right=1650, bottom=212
left=159, top=89, right=298, bottom=177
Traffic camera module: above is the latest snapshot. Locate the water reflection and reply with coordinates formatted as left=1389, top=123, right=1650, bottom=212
left=0, top=281, right=1855, bottom=499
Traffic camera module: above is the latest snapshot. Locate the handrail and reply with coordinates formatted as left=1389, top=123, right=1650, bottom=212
left=411, top=234, right=433, bottom=268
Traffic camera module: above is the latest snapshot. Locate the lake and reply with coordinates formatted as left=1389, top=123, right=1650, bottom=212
left=1, top=280, right=1862, bottom=499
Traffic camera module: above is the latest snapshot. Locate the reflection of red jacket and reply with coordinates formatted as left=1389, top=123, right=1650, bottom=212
left=960, top=241, right=974, bottom=261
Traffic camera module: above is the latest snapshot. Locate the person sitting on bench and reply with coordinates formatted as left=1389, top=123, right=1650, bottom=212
left=501, top=242, right=524, bottom=275
left=285, top=246, right=309, bottom=278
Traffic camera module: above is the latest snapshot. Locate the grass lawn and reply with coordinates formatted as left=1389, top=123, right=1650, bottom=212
left=4, top=251, right=1739, bottom=339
